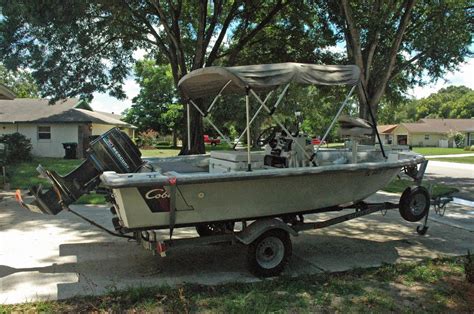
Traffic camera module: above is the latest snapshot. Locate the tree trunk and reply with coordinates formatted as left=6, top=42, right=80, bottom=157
left=172, top=129, right=177, bottom=148
left=179, top=99, right=205, bottom=155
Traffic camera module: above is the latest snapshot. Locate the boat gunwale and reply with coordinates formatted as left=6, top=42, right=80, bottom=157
left=100, top=154, right=425, bottom=188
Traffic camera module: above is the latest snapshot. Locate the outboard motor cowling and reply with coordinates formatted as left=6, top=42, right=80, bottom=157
left=17, top=128, right=145, bottom=215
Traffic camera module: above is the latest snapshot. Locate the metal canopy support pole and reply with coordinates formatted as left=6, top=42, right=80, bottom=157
left=234, top=91, right=273, bottom=148
left=250, top=89, right=314, bottom=164
left=246, top=87, right=251, bottom=171
left=206, top=80, right=232, bottom=114
left=234, top=83, right=290, bottom=149
left=314, top=84, right=357, bottom=157
left=187, top=103, right=191, bottom=151
left=187, top=81, right=233, bottom=148
left=189, top=99, right=233, bottom=147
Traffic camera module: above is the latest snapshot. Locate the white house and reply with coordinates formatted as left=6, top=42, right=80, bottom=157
left=378, top=118, right=474, bottom=147
left=0, top=97, right=136, bottom=158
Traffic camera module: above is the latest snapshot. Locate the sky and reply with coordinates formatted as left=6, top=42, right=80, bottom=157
left=89, top=55, right=474, bottom=114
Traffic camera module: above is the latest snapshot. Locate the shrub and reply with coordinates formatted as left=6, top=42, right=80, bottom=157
left=471, top=145, right=474, bottom=151
left=464, top=146, right=471, bottom=151
left=447, top=130, right=465, bottom=148
left=0, top=132, right=32, bottom=164
left=137, top=129, right=159, bottom=148
left=455, top=134, right=466, bottom=148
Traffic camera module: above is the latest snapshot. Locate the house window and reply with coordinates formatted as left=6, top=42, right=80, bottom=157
left=38, top=126, right=51, bottom=140
left=424, top=134, right=430, bottom=140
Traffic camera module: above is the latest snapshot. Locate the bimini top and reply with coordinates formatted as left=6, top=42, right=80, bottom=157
left=178, top=63, right=360, bottom=99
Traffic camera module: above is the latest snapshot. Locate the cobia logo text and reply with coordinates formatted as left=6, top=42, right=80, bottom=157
left=145, top=188, right=171, bottom=200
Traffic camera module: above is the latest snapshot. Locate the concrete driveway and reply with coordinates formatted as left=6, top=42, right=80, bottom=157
left=1, top=186, right=472, bottom=304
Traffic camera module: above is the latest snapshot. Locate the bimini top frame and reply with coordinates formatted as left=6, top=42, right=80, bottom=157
left=178, top=63, right=362, bottom=170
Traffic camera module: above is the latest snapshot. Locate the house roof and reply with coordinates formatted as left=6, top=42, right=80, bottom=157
left=0, top=98, right=135, bottom=128
left=401, top=118, right=474, bottom=133
left=94, top=110, right=124, bottom=121
left=0, top=84, right=16, bottom=100
left=377, top=124, right=398, bottom=134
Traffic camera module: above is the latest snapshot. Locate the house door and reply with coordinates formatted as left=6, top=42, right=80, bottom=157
left=397, top=135, right=407, bottom=145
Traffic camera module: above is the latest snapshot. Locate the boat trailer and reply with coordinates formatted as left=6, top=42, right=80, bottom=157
left=132, top=183, right=455, bottom=277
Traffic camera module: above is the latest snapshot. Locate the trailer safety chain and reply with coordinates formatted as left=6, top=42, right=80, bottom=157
left=67, top=207, right=135, bottom=240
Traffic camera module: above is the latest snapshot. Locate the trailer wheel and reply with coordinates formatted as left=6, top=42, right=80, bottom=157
left=196, top=222, right=234, bottom=237
left=399, top=186, right=430, bottom=222
left=247, top=229, right=292, bottom=277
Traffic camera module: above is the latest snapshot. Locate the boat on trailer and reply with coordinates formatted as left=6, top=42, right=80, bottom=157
left=17, top=63, right=434, bottom=277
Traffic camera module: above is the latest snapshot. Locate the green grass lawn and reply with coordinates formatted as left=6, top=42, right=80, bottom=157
left=382, top=179, right=458, bottom=197
left=7, top=157, right=82, bottom=189
left=431, top=156, right=474, bottom=164
left=140, top=148, right=181, bottom=157
left=1, top=257, right=471, bottom=313
left=412, top=147, right=466, bottom=156
left=6, top=157, right=105, bottom=204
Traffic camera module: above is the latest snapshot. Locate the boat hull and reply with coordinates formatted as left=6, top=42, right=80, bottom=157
left=112, top=166, right=400, bottom=230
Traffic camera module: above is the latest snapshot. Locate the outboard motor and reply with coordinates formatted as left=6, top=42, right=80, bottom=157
left=17, top=128, right=145, bottom=215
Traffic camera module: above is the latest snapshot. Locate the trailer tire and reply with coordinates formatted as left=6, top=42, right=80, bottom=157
left=247, top=229, right=292, bottom=277
left=399, top=186, right=430, bottom=222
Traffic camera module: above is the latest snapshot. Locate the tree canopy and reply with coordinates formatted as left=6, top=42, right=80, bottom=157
left=0, top=64, right=39, bottom=98
left=122, top=60, right=177, bottom=132
left=413, top=85, right=474, bottom=120
left=324, top=0, right=473, bottom=120
left=378, top=85, right=474, bottom=124
left=0, top=0, right=294, bottom=153
left=0, top=0, right=472, bottom=149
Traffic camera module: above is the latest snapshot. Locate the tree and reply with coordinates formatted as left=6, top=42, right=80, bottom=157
left=123, top=60, right=176, bottom=132
left=324, top=0, right=473, bottom=123
left=378, top=85, right=474, bottom=124
left=194, top=3, right=339, bottom=146
left=161, top=103, right=183, bottom=147
left=0, top=64, right=39, bottom=98
left=377, top=98, right=418, bottom=124
left=0, top=0, right=291, bottom=154
left=414, top=85, right=474, bottom=120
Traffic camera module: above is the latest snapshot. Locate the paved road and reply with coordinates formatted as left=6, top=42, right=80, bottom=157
left=1, top=186, right=472, bottom=304
left=426, top=153, right=474, bottom=158
left=424, top=160, right=474, bottom=201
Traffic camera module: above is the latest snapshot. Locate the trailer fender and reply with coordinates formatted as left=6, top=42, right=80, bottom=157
left=235, top=218, right=298, bottom=245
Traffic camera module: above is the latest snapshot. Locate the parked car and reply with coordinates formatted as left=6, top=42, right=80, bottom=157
left=204, top=134, right=221, bottom=146
left=311, top=137, right=327, bottom=145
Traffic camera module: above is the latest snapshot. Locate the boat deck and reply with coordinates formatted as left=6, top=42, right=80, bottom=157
left=144, top=149, right=387, bottom=176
